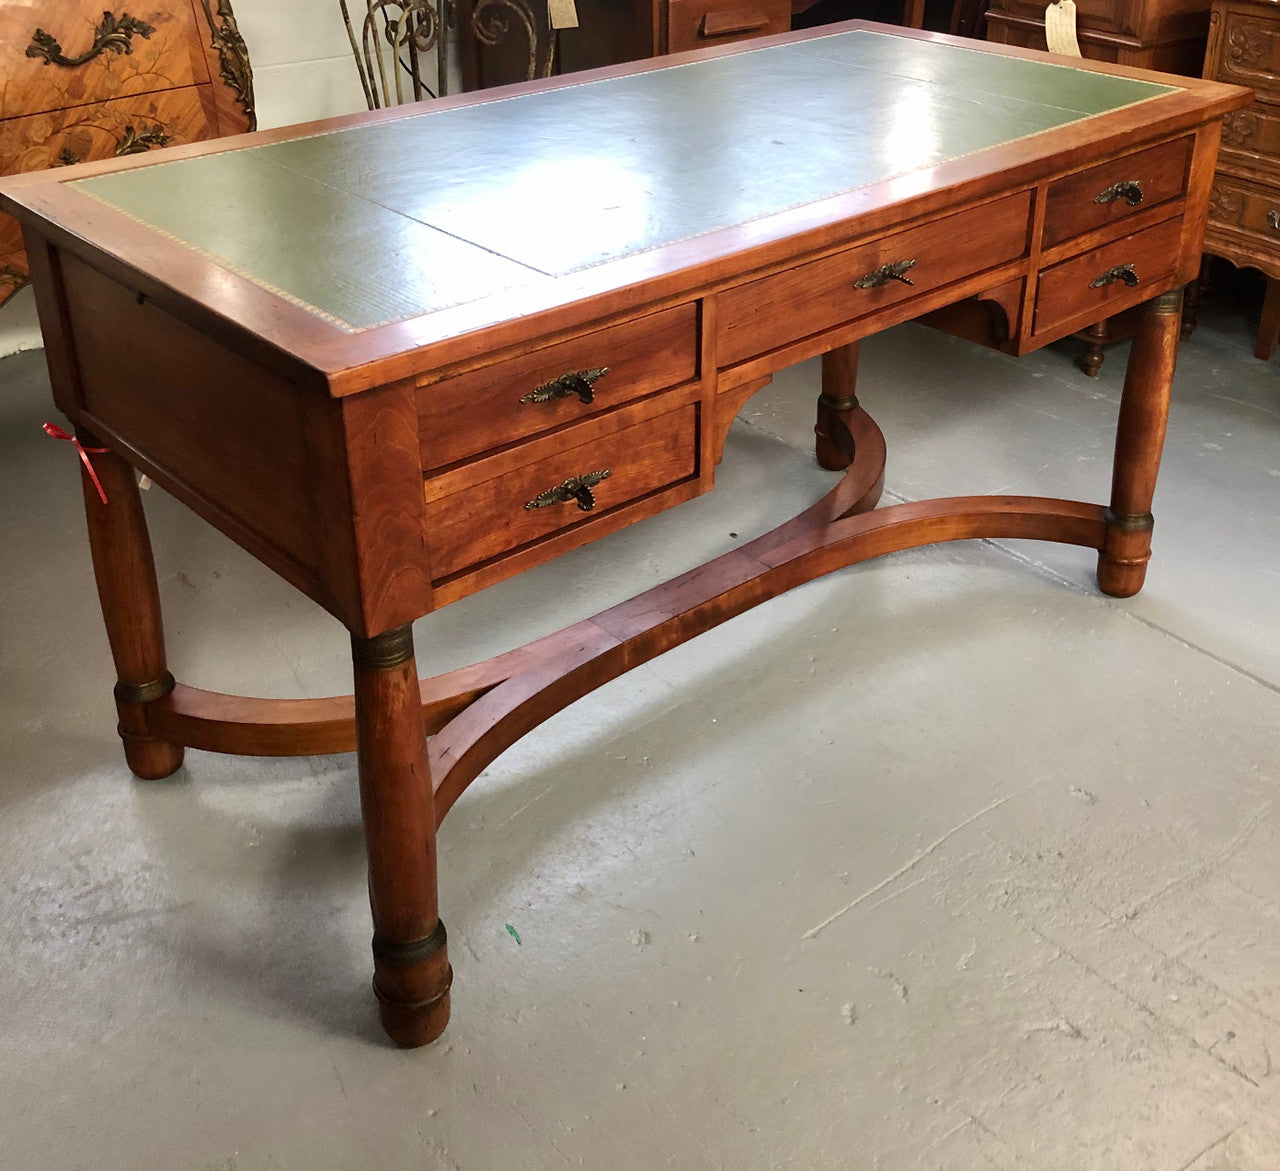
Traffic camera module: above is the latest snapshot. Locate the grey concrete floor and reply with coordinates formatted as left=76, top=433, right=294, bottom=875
left=1, top=292, right=1278, bottom=1170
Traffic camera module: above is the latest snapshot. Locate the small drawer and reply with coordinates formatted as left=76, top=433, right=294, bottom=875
left=665, top=0, right=790, bottom=53
left=1041, top=137, right=1192, bottom=248
left=418, top=303, right=697, bottom=471
left=424, top=398, right=698, bottom=578
left=1214, top=9, right=1280, bottom=94
left=1033, top=215, right=1183, bottom=337
left=1218, top=104, right=1280, bottom=185
left=1207, top=172, right=1280, bottom=242
left=716, top=190, right=1032, bottom=367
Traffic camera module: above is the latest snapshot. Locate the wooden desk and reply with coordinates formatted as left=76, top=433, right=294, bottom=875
left=0, top=25, right=1248, bottom=1047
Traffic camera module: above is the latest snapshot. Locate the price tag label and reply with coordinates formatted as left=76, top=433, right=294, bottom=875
left=1045, top=0, right=1082, bottom=57
left=548, top=0, right=578, bottom=28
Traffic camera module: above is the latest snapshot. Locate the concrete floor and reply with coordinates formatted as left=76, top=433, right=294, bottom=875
left=1, top=290, right=1277, bottom=1169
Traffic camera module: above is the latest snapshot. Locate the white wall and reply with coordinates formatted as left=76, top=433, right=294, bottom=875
left=1, top=0, right=383, bottom=357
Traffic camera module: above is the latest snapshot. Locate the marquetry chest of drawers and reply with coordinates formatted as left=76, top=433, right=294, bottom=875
left=0, top=1, right=254, bottom=307
left=1202, top=0, right=1280, bottom=357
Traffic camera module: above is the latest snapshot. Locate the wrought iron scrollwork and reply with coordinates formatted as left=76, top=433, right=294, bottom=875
left=1093, top=179, right=1144, bottom=207
left=198, top=1, right=257, bottom=131
left=26, top=11, right=155, bottom=68
left=525, top=470, right=612, bottom=512
left=854, top=259, right=916, bottom=289
left=1089, top=263, right=1139, bottom=289
left=341, top=0, right=446, bottom=108
left=471, top=0, right=554, bottom=83
left=520, top=367, right=610, bottom=406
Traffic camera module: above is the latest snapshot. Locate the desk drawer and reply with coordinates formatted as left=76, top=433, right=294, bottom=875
left=665, top=0, right=790, bottom=53
left=1206, top=172, right=1280, bottom=243
left=424, top=398, right=698, bottom=578
left=418, top=304, right=697, bottom=470
left=716, top=191, right=1032, bottom=367
left=1033, top=215, right=1182, bottom=336
left=1041, top=137, right=1191, bottom=248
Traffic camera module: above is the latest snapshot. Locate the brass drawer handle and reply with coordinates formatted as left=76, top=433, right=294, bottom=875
left=854, top=259, right=917, bottom=289
left=26, top=11, right=156, bottom=68
left=525, top=469, right=612, bottom=512
left=1268, top=210, right=1279, bottom=232
left=520, top=367, right=610, bottom=406
left=1094, top=180, right=1144, bottom=207
left=1089, top=263, right=1140, bottom=289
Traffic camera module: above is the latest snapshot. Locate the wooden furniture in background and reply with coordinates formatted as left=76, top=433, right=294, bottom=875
left=985, top=0, right=1212, bottom=71
left=456, top=0, right=791, bottom=89
left=1200, top=0, right=1280, bottom=358
left=0, top=1, right=254, bottom=307
left=0, top=25, right=1247, bottom=1047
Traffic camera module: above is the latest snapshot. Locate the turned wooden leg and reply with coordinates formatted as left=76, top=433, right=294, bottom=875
left=1254, top=275, right=1280, bottom=361
left=78, top=431, right=183, bottom=780
left=1180, top=254, right=1210, bottom=342
left=815, top=342, right=861, bottom=471
left=1097, top=287, right=1182, bottom=598
left=1077, top=319, right=1110, bottom=377
left=352, top=625, right=452, bottom=1047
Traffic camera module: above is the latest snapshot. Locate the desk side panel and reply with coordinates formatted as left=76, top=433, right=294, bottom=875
left=47, top=247, right=430, bottom=634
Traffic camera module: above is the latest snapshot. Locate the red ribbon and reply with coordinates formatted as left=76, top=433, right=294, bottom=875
left=43, top=422, right=110, bottom=505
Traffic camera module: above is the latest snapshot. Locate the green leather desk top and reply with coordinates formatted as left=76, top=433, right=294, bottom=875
left=72, top=29, right=1177, bottom=333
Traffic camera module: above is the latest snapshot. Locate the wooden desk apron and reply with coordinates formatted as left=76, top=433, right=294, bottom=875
left=0, top=23, right=1250, bottom=1047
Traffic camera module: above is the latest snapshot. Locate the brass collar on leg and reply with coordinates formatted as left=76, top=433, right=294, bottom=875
left=114, top=671, right=176, bottom=705
left=351, top=625, right=415, bottom=671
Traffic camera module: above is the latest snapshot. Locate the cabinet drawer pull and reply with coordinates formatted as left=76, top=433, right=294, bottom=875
left=26, top=11, right=156, bottom=68
left=525, top=469, right=612, bottom=512
left=1089, top=263, right=1140, bottom=289
left=520, top=367, right=610, bottom=406
left=1268, top=210, right=1279, bottom=232
left=1093, top=179, right=1144, bottom=207
left=854, top=259, right=916, bottom=289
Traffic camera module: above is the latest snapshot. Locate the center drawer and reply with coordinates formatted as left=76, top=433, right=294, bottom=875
left=423, top=393, right=698, bottom=580
left=417, top=303, right=697, bottom=471
left=715, top=190, right=1032, bottom=367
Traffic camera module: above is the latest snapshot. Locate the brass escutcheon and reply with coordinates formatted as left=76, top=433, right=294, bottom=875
left=520, top=367, right=610, bottom=406
left=525, top=469, right=612, bottom=512
left=1089, top=263, right=1139, bottom=289
left=854, top=259, right=916, bottom=289
left=1093, top=179, right=1144, bottom=207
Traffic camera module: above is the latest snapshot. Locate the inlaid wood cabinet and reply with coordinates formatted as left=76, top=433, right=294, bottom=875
left=0, top=1, right=255, bottom=307
left=1201, top=0, right=1280, bottom=357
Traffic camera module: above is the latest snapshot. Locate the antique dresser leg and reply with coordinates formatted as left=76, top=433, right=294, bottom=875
left=815, top=341, right=861, bottom=470
left=352, top=625, right=452, bottom=1047
left=1254, top=275, right=1280, bottom=361
left=1097, top=287, right=1182, bottom=598
left=78, top=432, right=183, bottom=779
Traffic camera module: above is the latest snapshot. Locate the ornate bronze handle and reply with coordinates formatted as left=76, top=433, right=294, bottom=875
left=525, top=470, right=612, bottom=512
left=1089, top=263, right=1140, bottom=289
left=854, top=259, right=917, bottom=289
left=26, top=11, right=156, bottom=68
left=1268, top=210, right=1280, bottom=232
left=520, top=367, right=610, bottom=406
left=1094, top=180, right=1144, bottom=207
